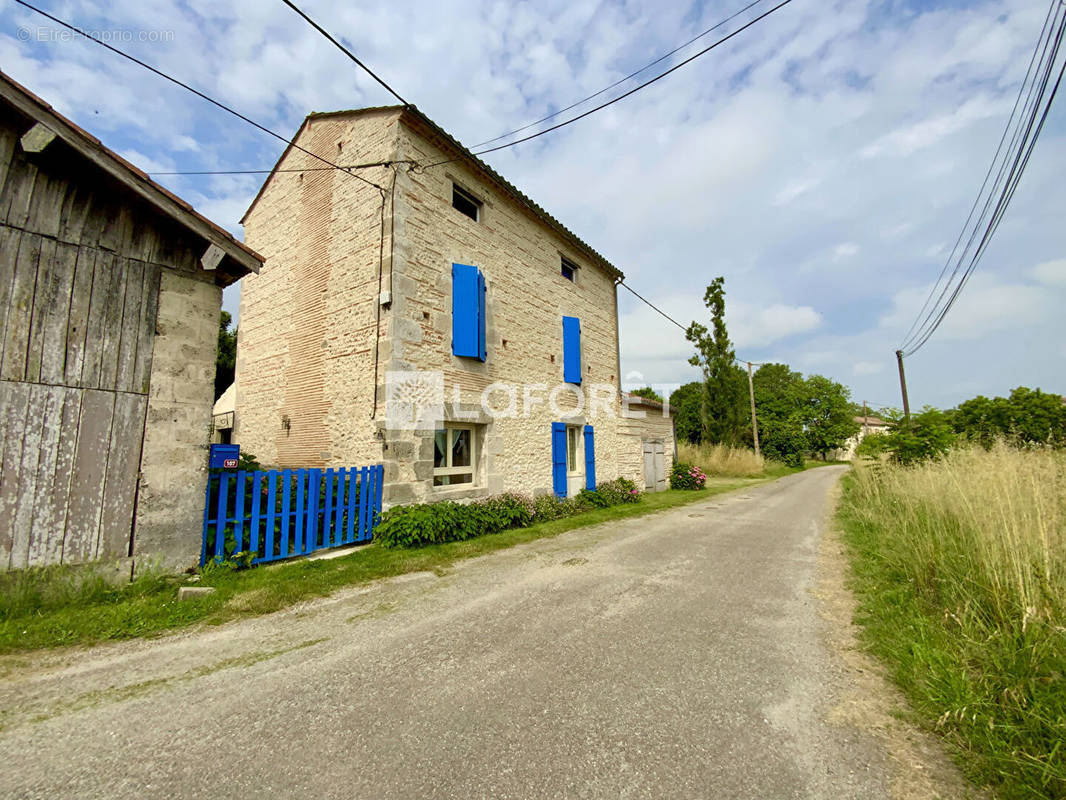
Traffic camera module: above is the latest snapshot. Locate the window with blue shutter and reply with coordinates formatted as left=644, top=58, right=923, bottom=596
left=583, top=425, right=596, bottom=490
left=562, top=316, right=581, bottom=384
left=452, top=263, right=486, bottom=361
left=551, top=422, right=567, bottom=498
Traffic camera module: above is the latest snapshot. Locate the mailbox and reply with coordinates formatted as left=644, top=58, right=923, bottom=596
left=209, top=443, right=240, bottom=469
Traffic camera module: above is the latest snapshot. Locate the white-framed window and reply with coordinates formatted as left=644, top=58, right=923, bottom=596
left=567, top=425, right=581, bottom=473
left=452, top=184, right=482, bottom=222
left=560, top=256, right=578, bottom=283
left=433, top=424, right=477, bottom=487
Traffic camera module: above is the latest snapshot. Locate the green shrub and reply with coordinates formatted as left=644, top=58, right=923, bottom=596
left=595, top=477, right=641, bottom=504
left=378, top=481, right=644, bottom=549
left=669, top=462, right=707, bottom=490
left=375, top=492, right=534, bottom=548
left=531, top=494, right=571, bottom=522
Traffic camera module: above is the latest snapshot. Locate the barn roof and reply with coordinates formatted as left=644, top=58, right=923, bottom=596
left=0, top=71, right=263, bottom=283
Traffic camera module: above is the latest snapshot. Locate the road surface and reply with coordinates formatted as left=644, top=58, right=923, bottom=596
left=0, top=467, right=961, bottom=798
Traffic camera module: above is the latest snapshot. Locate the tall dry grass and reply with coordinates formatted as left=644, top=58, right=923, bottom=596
left=676, top=442, right=766, bottom=478
left=841, top=443, right=1066, bottom=798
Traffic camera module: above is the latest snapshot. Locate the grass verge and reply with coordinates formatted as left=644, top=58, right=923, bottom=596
left=1, top=479, right=761, bottom=655
left=838, top=446, right=1066, bottom=800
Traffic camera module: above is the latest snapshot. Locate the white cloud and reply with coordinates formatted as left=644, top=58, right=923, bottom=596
left=3, top=0, right=1062, bottom=408
left=1032, top=259, right=1066, bottom=287
left=853, top=360, right=884, bottom=376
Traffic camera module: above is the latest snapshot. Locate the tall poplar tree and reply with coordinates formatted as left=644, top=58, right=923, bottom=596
left=685, top=277, right=748, bottom=446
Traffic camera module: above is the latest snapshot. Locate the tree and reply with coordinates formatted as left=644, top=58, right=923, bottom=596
left=802, top=374, right=861, bottom=459
left=630, top=386, right=664, bottom=403
left=685, top=277, right=748, bottom=446
left=751, top=363, right=808, bottom=467
left=881, top=407, right=956, bottom=464
left=954, top=387, right=1066, bottom=447
left=669, top=382, right=703, bottom=444
left=215, top=310, right=237, bottom=401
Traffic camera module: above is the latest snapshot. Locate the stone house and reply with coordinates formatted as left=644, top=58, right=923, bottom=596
left=235, top=104, right=673, bottom=506
left=835, top=415, right=890, bottom=460
left=0, top=72, right=263, bottom=572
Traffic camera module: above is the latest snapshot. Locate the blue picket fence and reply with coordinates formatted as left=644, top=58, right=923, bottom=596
left=201, top=464, right=384, bottom=566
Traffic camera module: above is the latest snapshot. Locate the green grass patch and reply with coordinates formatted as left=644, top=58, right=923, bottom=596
left=0, top=481, right=758, bottom=655
left=838, top=450, right=1066, bottom=800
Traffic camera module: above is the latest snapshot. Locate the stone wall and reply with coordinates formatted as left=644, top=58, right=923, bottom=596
left=132, top=271, right=221, bottom=571
left=382, top=118, right=633, bottom=504
left=235, top=110, right=400, bottom=470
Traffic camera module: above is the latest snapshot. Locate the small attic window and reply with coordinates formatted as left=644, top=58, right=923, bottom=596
left=561, top=256, right=578, bottom=282
left=452, top=184, right=481, bottom=222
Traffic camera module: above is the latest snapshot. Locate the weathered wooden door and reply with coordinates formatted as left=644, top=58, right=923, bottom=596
left=0, top=230, right=158, bottom=569
left=642, top=439, right=666, bottom=492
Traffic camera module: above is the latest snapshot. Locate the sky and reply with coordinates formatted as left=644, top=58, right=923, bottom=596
left=2, top=0, right=1063, bottom=410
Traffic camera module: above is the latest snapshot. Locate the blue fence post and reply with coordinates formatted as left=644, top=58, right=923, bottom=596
left=345, top=468, right=357, bottom=543
left=233, top=470, right=247, bottom=553
left=280, top=470, right=292, bottom=558
left=334, top=468, right=346, bottom=546
left=265, top=472, right=277, bottom=561
left=358, top=466, right=370, bottom=540
left=322, top=468, right=334, bottom=549
left=307, top=470, right=320, bottom=553
left=373, top=464, right=384, bottom=537
left=214, top=473, right=229, bottom=561
left=295, top=470, right=306, bottom=556
left=249, top=471, right=263, bottom=561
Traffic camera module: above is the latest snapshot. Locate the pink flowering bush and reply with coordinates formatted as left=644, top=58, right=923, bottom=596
left=670, top=462, right=707, bottom=490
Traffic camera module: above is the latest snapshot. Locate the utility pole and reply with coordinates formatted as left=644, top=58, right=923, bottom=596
left=895, top=350, right=911, bottom=423
left=746, top=361, right=761, bottom=457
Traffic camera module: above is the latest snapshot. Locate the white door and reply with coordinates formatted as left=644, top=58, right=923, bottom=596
left=643, top=439, right=666, bottom=492
left=566, top=425, right=585, bottom=496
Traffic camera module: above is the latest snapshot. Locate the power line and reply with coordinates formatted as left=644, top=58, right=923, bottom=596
left=618, top=281, right=764, bottom=366
left=279, top=0, right=408, bottom=106
left=898, top=0, right=1066, bottom=357
left=12, top=0, right=385, bottom=192
left=423, top=0, right=795, bottom=168
left=470, top=0, right=770, bottom=150
left=149, top=160, right=413, bottom=176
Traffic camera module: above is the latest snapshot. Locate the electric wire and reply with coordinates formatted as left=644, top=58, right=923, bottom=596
left=279, top=0, right=408, bottom=105
left=898, top=0, right=1066, bottom=357
left=421, top=0, right=796, bottom=169
left=470, top=0, right=770, bottom=150
left=896, top=0, right=1059, bottom=351
left=12, top=0, right=386, bottom=192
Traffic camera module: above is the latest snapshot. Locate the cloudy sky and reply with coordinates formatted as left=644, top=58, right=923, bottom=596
left=3, top=0, right=1063, bottom=409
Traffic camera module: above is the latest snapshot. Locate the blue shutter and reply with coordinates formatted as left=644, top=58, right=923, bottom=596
left=477, top=269, right=487, bottom=361
left=551, top=422, right=567, bottom=498
left=452, top=263, right=485, bottom=361
left=583, top=425, right=596, bottom=490
left=562, top=316, right=581, bottom=384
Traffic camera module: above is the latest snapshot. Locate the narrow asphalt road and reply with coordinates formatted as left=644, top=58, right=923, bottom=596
left=0, top=467, right=919, bottom=798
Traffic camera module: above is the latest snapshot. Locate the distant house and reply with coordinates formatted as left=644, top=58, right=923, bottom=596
left=234, top=104, right=673, bottom=505
left=0, top=72, right=263, bottom=573
left=836, top=415, right=891, bottom=460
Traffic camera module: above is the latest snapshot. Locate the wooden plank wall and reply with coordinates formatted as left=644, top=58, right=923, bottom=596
left=0, top=112, right=191, bottom=569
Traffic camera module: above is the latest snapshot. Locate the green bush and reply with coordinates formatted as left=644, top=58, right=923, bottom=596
left=669, top=462, right=707, bottom=490
left=375, top=492, right=533, bottom=548
left=596, top=477, right=641, bottom=504
left=378, top=481, right=644, bottom=549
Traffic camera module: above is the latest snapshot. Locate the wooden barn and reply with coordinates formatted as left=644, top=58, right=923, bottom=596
left=0, top=72, right=262, bottom=573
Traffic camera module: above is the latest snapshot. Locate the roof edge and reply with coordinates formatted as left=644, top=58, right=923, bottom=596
left=0, top=71, right=263, bottom=280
